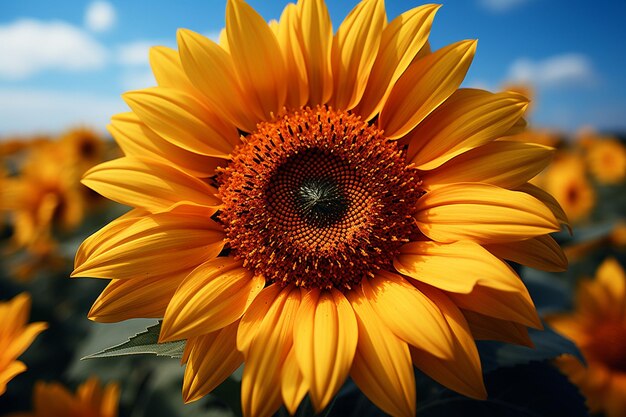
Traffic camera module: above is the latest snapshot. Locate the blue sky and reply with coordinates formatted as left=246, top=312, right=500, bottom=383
left=1, top=0, right=625, bottom=136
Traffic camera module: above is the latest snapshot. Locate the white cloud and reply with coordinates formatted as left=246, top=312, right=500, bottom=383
left=115, top=40, right=175, bottom=90
left=85, top=1, right=116, bottom=32
left=478, top=0, right=532, bottom=13
left=117, top=41, right=157, bottom=66
left=0, top=89, right=126, bottom=136
left=0, top=19, right=107, bottom=80
left=506, top=54, right=597, bottom=89
left=120, top=69, right=156, bottom=90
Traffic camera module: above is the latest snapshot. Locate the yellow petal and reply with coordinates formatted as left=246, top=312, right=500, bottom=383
left=605, top=376, right=626, bottom=417
left=180, top=338, right=193, bottom=366
left=355, top=4, right=440, bottom=120
left=410, top=284, right=487, bottom=399
left=123, top=87, right=239, bottom=158
left=293, top=288, right=358, bottom=412
left=33, top=381, right=76, bottom=415
left=2, top=292, right=30, bottom=334
left=422, top=141, right=555, bottom=190
left=161, top=257, right=264, bottom=341
left=4, top=322, right=47, bottom=361
left=276, top=4, right=309, bottom=108
left=183, top=321, right=243, bottom=403
left=394, top=240, right=531, bottom=294
left=415, top=183, right=561, bottom=243
left=379, top=40, right=477, bottom=139
left=362, top=271, right=455, bottom=359
left=596, top=257, right=626, bottom=317
left=73, top=209, right=145, bottom=268
left=448, top=284, right=542, bottom=329
left=348, top=286, right=416, bottom=417
left=576, top=279, right=613, bottom=321
left=297, top=0, right=333, bottom=105
left=82, top=157, right=221, bottom=212
left=0, top=361, right=27, bottom=395
left=176, top=29, right=259, bottom=132
left=149, top=45, right=198, bottom=97
left=406, top=89, right=529, bottom=169
left=463, top=309, right=533, bottom=347
left=597, top=257, right=626, bottom=297
left=268, top=19, right=279, bottom=35
left=241, top=286, right=300, bottom=417
left=516, top=182, right=571, bottom=233
left=88, top=271, right=189, bottom=322
left=484, top=234, right=568, bottom=272
left=503, top=114, right=528, bottom=136
left=76, top=377, right=103, bottom=407
left=72, top=211, right=225, bottom=279
left=100, top=382, right=120, bottom=417
left=226, top=0, right=286, bottom=120
left=281, top=347, right=309, bottom=415
left=331, top=0, right=386, bottom=110
left=108, top=112, right=225, bottom=178
left=237, top=283, right=283, bottom=353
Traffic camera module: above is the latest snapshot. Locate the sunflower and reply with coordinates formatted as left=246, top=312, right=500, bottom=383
left=0, top=293, right=47, bottom=396
left=58, top=127, right=108, bottom=176
left=547, top=258, right=626, bottom=417
left=15, top=377, right=119, bottom=417
left=1, top=141, right=86, bottom=251
left=0, top=140, right=88, bottom=280
left=540, top=153, right=595, bottom=224
left=586, top=137, right=626, bottom=185
left=73, top=1, right=568, bottom=416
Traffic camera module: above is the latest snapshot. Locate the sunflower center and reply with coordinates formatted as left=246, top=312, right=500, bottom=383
left=295, top=175, right=348, bottom=227
left=566, top=185, right=579, bottom=205
left=218, top=106, right=423, bottom=290
left=586, top=321, right=626, bottom=372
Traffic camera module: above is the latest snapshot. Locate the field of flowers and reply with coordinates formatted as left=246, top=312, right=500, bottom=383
left=1, top=1, right=626, bottom=417
left=2, top=108, right=625, bottom=417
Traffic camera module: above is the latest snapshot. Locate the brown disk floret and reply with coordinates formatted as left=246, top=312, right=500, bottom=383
left=218, top=106, right=422, bottom=290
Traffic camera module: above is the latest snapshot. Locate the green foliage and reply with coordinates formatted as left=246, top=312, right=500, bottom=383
left=83, top=322, right=185, bottom=360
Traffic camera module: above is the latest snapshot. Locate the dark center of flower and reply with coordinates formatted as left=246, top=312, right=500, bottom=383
left=566, top=185, right=579, bottom=204
left=218, top=106, right=423, bottom=290
left=79, top=138, right=96, bottom=158
left=295, top=176, right=348, bottom=227
left=585, top=321, right=626, bottom=372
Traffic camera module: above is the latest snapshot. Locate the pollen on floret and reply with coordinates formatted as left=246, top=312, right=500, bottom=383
left=218, top=106, right=423, bottom=290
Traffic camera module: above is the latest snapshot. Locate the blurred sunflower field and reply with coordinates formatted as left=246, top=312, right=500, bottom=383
left=1, top=1, right=626, bottom=417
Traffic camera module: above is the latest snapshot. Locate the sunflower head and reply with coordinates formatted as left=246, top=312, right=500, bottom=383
left=1, top=141, right=86, bottom=249
left=541, top=153, right=595, bottom=223
left=59, top=127, right=104, bottom=163
left=19, top=377, right=120, bottom=417
left=548, top=258, right=626, bottom=417
left=219, top=106, right=423, bottom=289
left=586, top=137, right=626, bottom=185
left=0, top=293, right=47, bottom=396
left=73, top=1, right=568, bottom=416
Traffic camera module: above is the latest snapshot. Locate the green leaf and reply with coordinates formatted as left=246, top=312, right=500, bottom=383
left=82, top=321, right=186, bottom=359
